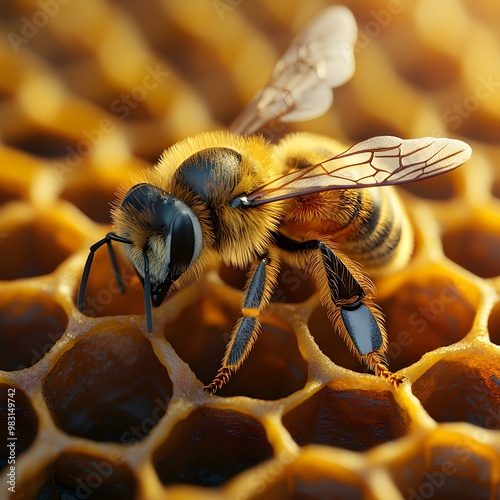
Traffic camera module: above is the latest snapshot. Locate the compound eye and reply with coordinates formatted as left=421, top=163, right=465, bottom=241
left=149, top=202, right=203, bottom=308
left=122, top=183, right=162, bottom=211
left=170, top=210, right=196, bottom=278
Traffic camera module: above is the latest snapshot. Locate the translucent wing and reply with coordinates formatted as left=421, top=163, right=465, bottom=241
left=230, top=5, right=357, bottom=136
left=244, top=136, right=472, bottom=206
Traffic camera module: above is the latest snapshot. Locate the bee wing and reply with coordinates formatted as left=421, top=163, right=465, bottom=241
left=245, top=136, right=472, bottom=206
left=230, top=5, right=357, bottom=136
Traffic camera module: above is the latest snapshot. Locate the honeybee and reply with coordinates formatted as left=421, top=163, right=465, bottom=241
left=78, top=6, right=471, bottom=393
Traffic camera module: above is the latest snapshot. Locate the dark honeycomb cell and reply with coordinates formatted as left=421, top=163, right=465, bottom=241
left=376, top=274, right=479, bottom=372
left=0, top=385, right=38, bottom=471
left=5, top=132, right=79, bottom=158
left=218, top=263, right=248, bottom=291
left=0, top=212, right=84, bottom=280
left=75, top=245, right=146, bottom=319
left=282, top=385, right=410, bottom=451
left=61, top=181, right=117, bottom=224
left=43, top=328, right=173, bottom=442
left=164, top=290, right=308, bottom=400
left=0, top=288, right=67, bottom=371
left=219, top=262, right=316, bottom=304
left=257, top=453, right=367, bottom=500
left=442, top=225, right=500, bottom=278
left=488, top=302, right=500, bottom=346
left=390, top=438, right=493, bottom=500
left=412, top=355, right=500, bottom=429
left=153, top=407, right=274, bottom=487
left=264, top=473, right=365, bottom=500
left=35, top=452, right=138, bottom=500
left=21, top=455, right=133, bottom=499
left=270, top=263, right=317, bottom=303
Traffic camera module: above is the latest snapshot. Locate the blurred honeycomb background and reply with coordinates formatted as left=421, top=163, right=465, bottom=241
left=0, top=0, right=499, bottom=498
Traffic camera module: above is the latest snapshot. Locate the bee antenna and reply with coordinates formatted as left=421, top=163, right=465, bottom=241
left=107, top=240, right=126, bottom=293
left=77, top=232, right=132, bottom=313
left=142, top=250, right=153, bottom=333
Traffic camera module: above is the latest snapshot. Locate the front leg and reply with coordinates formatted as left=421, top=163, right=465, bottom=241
left=205, top=253, right=280, bottom=394
left=276, top=234, right=404, bottom=388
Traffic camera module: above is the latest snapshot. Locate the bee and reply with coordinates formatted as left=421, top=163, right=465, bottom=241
left=78, top=6, right=471, bottom=393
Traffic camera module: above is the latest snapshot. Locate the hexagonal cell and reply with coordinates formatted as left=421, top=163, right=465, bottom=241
left=75, top=245, right=146, bottom=320
left=153, top=407, right=274, bottom=487
left=263, top=474, right=364, bottom=500
left=259, top=456, right=367, bottom=500
left=0, top=211, right=85, bottom=280
left=442, top=224, right=500, bottom=278
left=60, top=161, right=145, bottom=225
left=33, top=452, right=137, bottom=499
left=0, top=288, right=67, bottom=371
left=412, top=354, right=500, bottom=429
left=0, top=385, right=38, bottom=471
left=282, top=385, right=410, bottom=451
left=61, top=180, right=116, bottom=224
left=5, top=132, right=78, bottom=158
left=43, top=328, right=172, bottom=442
left=390, top=436, right=493, bottom=500
left=164, top=291, right=308, bottom=399
left=376, top=274, right=479, bottom=372
left=219, top=262, right=316, bottom=304
left=488, top=301, right=500, bottom=346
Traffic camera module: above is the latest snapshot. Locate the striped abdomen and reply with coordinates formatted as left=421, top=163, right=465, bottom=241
left=281, top=185, right=413, bottom=276
left=333, top=187, right=413, bottom=275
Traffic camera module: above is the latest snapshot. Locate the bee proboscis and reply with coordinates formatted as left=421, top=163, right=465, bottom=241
left=78, top=6, right=471, bottom=393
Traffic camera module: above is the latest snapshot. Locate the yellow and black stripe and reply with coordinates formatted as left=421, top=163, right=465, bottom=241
left=335, top=187, right=413, bottom=275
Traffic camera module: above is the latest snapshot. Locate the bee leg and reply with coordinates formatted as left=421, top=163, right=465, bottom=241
left=204, top=255, right=278, bottom=394
left=317, top=242, right=404, bottom=388
left=339, top=299, right=404, bottom=388
left=77, top=232, right=133, bottom=312
left=276, top=234, right=403, bottom=388
left=141, top=250, right=153, bottom=333
left=106, top=237, right=127, bottom=294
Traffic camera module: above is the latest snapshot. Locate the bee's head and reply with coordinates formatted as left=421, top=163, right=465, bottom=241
left=119, top=182, right=203, bottom=309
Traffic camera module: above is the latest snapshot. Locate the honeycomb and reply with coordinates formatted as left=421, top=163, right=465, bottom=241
left=1, top=0, right=499, bottom=498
